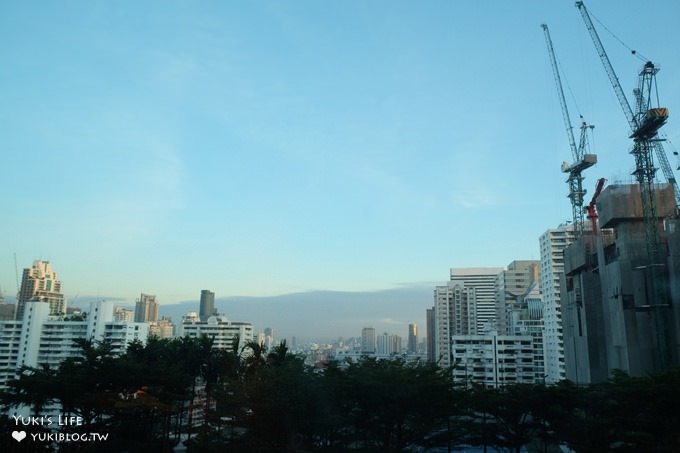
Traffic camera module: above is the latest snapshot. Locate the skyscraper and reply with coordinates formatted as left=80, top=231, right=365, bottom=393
left=408, top=323, right=418, bottom=354
left=426, top=307, right=435, bottom=363
left=16, top=260, right=66, bottom=320
left=199, top=290, right=216, bottom=319
left=434, top=267, right=503, bottom=367
left=361, top=327, right=376, bottom=354
left=450, top=268, right=504, bottom=334
left=134, top=293, right=159, bottom=323
left=540, top=224, right=575, bottom=383
left=376, top=332, right=402, bottom=356
left=434, top=283, right=470, bottom=367
left=496, top=260, right=540, bottom=335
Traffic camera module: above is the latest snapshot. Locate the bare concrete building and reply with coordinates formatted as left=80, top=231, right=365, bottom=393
left=563, top=183, right=680, bottom=383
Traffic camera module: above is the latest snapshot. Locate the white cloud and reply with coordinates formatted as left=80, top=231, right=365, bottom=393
left=453, top=188, right=498, bottom=208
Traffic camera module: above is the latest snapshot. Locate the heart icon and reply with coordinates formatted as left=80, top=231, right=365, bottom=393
left=12, top=431, right=26, bottom=442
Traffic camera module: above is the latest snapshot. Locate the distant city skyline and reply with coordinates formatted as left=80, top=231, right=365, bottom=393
left=3, top=2, right=680, bottom=316
left=0, top=284, right=433, bottom=342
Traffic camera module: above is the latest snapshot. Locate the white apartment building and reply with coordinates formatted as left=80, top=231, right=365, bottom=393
left=0, top=320, right=22, bottom=392
left=0, top=300, right=148, bottom=392
left=376, top=332, right=402, bottom=356
left=540, top=224, right=575, bottom=383
left=434, top=268, right=503, bottom=368
left=179, top=314, right=253, bottom=351
left=451, top=268, right=504, bottom=334
left=451, top=332, right=540, bottom=388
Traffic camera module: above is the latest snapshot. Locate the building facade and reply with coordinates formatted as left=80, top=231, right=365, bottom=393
left=361, top=327, right=376, bottom=354
left=113, top=306, right=134, bottom=322
left=434, top=268, right=503, bottom=367
left=408, top=323, right=418, bottom=354
left=451, top=332, right=541, bottom=387
left=451, top=268, right=504, bottom=334
left=540, top=225, right=575, bottom=383
left=508, top=282, right=546, bottom=382
left=178, top=314, right=253, bottom=351
left=563, top=184, right=680, bottom=382
left=16, top=260, right=66, bottom=320
left=149, top=316, right=175, bottom=339
left=134, top=293, right=159, bottom=323
left=376, top=332, right=402, bottom=356
left=0, top=300, right=148, bottom=393
left=426, top=308, right=435, bottom=363
left=496, top=260, right=540, bottom=335
left=199, top=290, right=216, bottom=320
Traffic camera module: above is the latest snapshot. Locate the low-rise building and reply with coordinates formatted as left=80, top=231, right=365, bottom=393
left=451, top=332, right=540, bottom=388
left=178, top=314, right=253, bottom=350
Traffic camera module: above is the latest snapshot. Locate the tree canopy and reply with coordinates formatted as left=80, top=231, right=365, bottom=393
left=1, top=338, right=679, bottom=452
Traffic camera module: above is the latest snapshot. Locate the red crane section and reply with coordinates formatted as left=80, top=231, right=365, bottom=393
left=586, top=178, right=606, bottom=232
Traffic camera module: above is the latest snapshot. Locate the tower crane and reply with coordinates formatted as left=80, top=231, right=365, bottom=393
left=575, top=1, right=679, bottom=207
left=575, top=1, right=673, bottom=369
left=542, top=24, right=597, bottom=237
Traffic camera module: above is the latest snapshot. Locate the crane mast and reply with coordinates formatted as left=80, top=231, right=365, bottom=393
left=575, top=1, right=679, bottom=206
left=575, top=0, right=673, bottom=369
left=542, top=24, right=596, bottom=237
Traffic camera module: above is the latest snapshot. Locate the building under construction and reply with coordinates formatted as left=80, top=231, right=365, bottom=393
left=562, top=183, right=680, bottom=384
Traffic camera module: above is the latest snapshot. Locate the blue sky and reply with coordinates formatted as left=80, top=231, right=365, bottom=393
left=2, top=1, right=680, bottom=320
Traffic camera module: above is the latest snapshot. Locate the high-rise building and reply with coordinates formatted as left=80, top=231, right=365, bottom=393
left=434, top=282, right=475, bottom=367
left=426, top=308, right=435, bottom=363
left=451, top=268, right=504, bottom=334
left=16, top=260, right=66, bottom=320
left=361, top=327, right=376, bottom=354
left=0, top=300, right=148, bottom=392
left=434, top=267, right=503, bottom=368
left=540, top=224, right=575, bottom=383
left=376, top=332, right=402, bottom=356
left=496, top=260, right=540, bottom=335
left=199, top=290, right=216, bottom=320
left=408, top=323, right=417, bottom=354
left=134, top=293, right=159, bottom=323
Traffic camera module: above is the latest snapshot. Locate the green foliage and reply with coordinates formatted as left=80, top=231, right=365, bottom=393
left=2, top=339, right=680, bottom=452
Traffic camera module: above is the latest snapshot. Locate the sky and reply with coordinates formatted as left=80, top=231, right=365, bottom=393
left=2, top=1, right=680, bottom=337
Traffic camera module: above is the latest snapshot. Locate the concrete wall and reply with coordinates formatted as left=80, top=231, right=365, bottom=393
left=563, top=235, right=608, bottom=384
left=597, top=184, right=675, bottom=228
left=563, top=184, right=679, bottom=382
